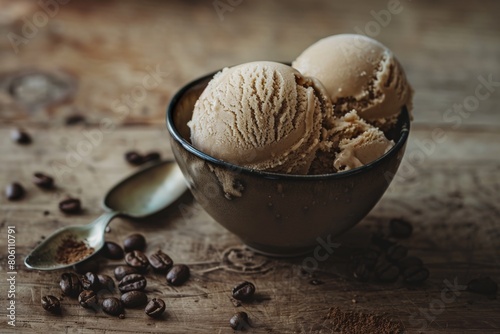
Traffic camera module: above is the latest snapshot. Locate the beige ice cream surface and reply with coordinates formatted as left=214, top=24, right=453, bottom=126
left=293, top=34, right=413, bottom=122
left=188, top=61, right=331, bottom=174
left=310, top=110, right=394, bottom=173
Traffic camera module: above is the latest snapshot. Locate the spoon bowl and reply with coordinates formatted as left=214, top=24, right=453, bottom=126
left=24, top=160, right=187, bottom=271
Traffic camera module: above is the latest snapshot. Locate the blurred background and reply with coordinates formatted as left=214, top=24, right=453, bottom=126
left=0, top=0, right=499, bottom=127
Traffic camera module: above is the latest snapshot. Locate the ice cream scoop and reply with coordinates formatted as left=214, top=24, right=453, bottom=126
left=292, top=34, right=413, bottom=122
left=188, top=61, right=331, bottom=174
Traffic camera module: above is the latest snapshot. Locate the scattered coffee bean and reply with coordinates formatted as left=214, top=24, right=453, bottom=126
left=11, top=128, right=32, bottom=144
left=389, top=218, right=413, bottom=238
left=467, top=277, right=498, bottom=295
left=232, top=281, right=255, bottom=301
left=59, top=197, right=81, bottom=214
left=102, top=297, right=124, bottom=316
left=33, top=172, right=54, bottom=189
left=386, top=244, right=408, bottom=262
left=41, top=295, right=60, bottom=313
left=125, top=151, right=144, bottom=166
left=119, top=313, right=125, bottom=319
left=78, top=290, right=98, bottom=309
left=375, top=263, right=400, bottom=282
left=125, top=250, right=149, bottom=272
left=123, top=234, right=146, bottom=252
left=229, top=311, right=250, bottom=330
left=65, top=114, right=86, bottom=125
left=166, top=264, right=190, bottom=286
left=81, top=272, right=99, bottom=291
left=371, top=233, right=396, bottom=250
left=5, top=182, right=25, bottom=201
left=142, top=152, right=161, bottom=163
left=403, top=266, right=429, bottom=285
left=102, top=241, right=124, bottom=260
left=148, top=250, right=173, bottom=273
left=121, top=291, right=148, bottom=308
left=98, top=274, right=115, bottom=292
left=397, top=256, right=423, bottom=271
left=145, top=298, right=166, bottom=318
left=60, top=272, right=82, bottom=297
left=353, top=262, right=371, bottom=282
left=118, top=274, right=147, bottom=293
left=114, top=265, right=138, bottom=281
left=73, top=258, right=99, bottom=274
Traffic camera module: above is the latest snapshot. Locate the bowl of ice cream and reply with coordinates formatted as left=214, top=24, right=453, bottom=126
left=166, top=34, right=412, bottom=256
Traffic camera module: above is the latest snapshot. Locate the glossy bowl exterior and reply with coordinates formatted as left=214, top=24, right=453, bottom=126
left=167, top=71, right=410, bottom=256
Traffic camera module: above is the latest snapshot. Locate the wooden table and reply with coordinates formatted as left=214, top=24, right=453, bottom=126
left=1, top=0, right=499, bottom=333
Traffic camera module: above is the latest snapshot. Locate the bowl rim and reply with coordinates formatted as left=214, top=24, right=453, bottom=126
left=166, top=69, right=410, bottom=181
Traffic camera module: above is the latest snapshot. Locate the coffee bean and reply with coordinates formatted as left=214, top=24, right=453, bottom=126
left=11, top=128, right=32, bottom=144
left=121, top=291, right=148, bottom=308
left=467, top=277, right=498, bottom=295
left=41, top=295, right=60, bottom=313
left=232, top=281, right=255, bottom=301
left=65, top=114, right=86, bottom=125
left=78, top=290, right=98, bottom=309
left=102, top=241, right=124, bottom=260
left=33, top=172, right=54, bottom=189
left=229, top=311, right=250, bottom=330
left=389, top=218, right=413, bottom=238
left=73, top=258, right=99, bottom=274
left=397, top=256, right=423, bottom=271
left=375, top=263, right=400, bottom=282
left=403, top=266, right=429, bottom=285
left=59, top=197, right=81, bottom=214
left=5, top=182, right=25, bottom=201
left=145, top=298, right=166, bottom=318
left=148, top=250, right=173, bottom=273
left=125, top=250, right=149, bottom=272
left=353, top=262, right=371, bottom=282
left=123, top=234, right=146, bottom=252
left=114, top=265, right=138, bottom=281
left=143, top=152, right=161, bottom=163
left=81, top=272, right=99, bottom=291
left=98, top=274, right=115, bottom=292
left=60, top=272, right=82, bottom=297
left=118, top=274, right=147, bottom=292
left=125, top=151, right=144, bottom=166
left=166, top=264, right=190, bottom=286
left=386, top=244, right=408, bottom=262
left=102, top=297, right=124, bottom=316
left=371, top=233, right=396, bottom=250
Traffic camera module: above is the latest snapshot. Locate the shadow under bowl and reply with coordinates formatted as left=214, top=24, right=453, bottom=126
left=166, top=70, right=410, bottom=257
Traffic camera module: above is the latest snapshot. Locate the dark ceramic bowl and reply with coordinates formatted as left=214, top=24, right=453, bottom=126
left=166, top=70, right=410, bottom=257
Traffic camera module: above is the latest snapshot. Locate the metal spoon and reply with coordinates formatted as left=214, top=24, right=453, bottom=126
left=24, top=160, right=187, bottom=271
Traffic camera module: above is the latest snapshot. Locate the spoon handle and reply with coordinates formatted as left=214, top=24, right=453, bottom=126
left=92, top=211, right=121, bottom=232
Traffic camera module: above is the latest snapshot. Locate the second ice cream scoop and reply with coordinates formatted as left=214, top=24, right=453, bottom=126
left=293, top=34, right=413, bottom=122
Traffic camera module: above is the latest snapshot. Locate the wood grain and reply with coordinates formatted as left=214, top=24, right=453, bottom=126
left=0, top=0, right=499, bottom=333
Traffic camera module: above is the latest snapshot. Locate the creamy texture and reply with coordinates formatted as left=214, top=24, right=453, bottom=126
left=293, top=34, right=413, bottom=122
left=189, top=61, right=331, bottom=174
left=332, top=111, right=394, bottom=171
left=310, top=110, right=394, bottom=173
left=189, top=35, right=412, bottom=175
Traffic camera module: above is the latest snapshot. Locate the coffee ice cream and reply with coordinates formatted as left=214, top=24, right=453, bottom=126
left=189, top=34, right=412, bottom=175
left=293, top=34, right=413, bottom=125
left=188, top=61, right=331, bottom=174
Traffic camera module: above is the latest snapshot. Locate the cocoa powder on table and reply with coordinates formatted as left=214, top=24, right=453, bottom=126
left=56, top=236, right=94, bottom=264
left=325, top=307, right=403, bottom=334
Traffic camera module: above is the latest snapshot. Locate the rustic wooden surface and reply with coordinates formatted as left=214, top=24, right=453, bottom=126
left=1, top=0, right=499, bottom=333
